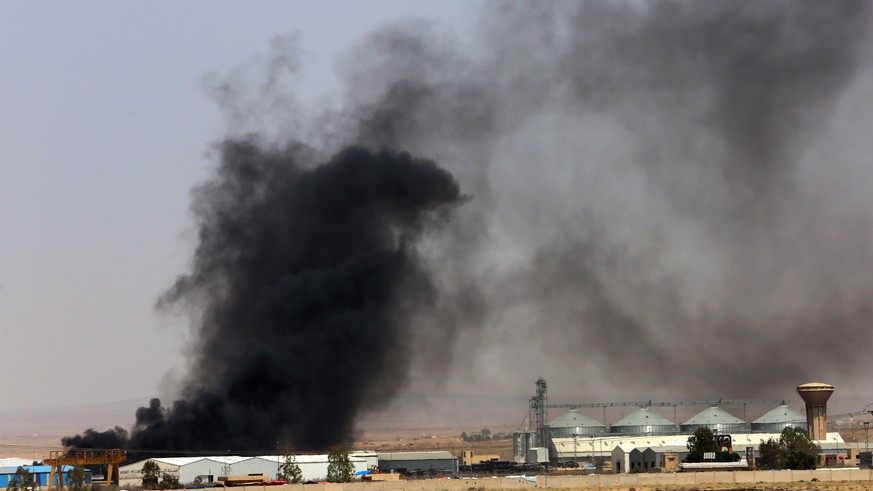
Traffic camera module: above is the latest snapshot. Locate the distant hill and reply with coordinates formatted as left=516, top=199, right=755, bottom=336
left=0, top=398, right=146, bottom=458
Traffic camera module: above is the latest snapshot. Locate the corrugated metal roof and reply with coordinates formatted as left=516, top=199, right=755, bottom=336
left=611, top=408, right=675, bottom=427
left=611, top=443, right=638, bottom=453
left=124, top=456, right=250, bottom=469
left=0, top=459, right=33, bottom=469
left=245, top=455, right=366, bottom=464
left=0, top=466, right=79, bottom=473
left=548, top=409, right=605, bottom=428
left=753, top=405, right=805, bottom=424
left=151, top=457, right=207, bottom=467
left=682, top=406, right=746, bottom=425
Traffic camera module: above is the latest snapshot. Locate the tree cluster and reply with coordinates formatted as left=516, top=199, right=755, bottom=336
left=460, top=429, right=512, bottom=442
left=159, top=473, right=183, bottom=489
left=685, top=428, right=740, bottom=463
left=277, top=445, right=303, bottom=484
left=142, top=460, right=161, bottom=489
left=758, top=427, right=819, bottom=470
left=327, top=446, right=354, bottom=483
left=7, top=466, right=35, bottom=491
left=65, top=465, right=88, bottom=491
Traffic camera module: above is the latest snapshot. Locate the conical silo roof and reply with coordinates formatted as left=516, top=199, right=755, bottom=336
left=547, top=409, right=606, bottom=437
left=550, top=409, right=605, bottom=428
left=681, top=406, right=749, bottom=433
left=751, top=405, right=805, bottom=432
left=610, top=408, right=677, bottom=435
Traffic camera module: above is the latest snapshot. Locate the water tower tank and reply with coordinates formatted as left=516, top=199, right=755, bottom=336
left=797, top=382, right=834, bottom=440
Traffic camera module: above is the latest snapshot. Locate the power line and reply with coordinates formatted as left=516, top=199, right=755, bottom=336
left=548, top=398, right=789, bottom=409
left=0, top=443, right=64, bottom=450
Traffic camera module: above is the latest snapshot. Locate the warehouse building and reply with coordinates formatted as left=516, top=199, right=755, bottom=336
left=377, top=451, right=458, bottom=475
left=118, top=454, right=373, bottom=487
left=611, top=446, right=659, bottom=474
left=553, top=431, right=848, bottom=473
left=611, top=444, right=687, bottom=473
left=0, top=465, right=91, bottom=488
left=119, top=456, right=242, bottom=487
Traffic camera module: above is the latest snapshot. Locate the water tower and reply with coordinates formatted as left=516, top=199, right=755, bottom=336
left=797, top=382, right=834, bottom=441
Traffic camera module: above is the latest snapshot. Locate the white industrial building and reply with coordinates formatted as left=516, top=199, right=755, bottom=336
left=118, top=453, right=377, bottom=487
left=552, top=431, right=847, bottom=473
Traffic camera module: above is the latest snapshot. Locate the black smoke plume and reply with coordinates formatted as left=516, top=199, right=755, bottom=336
left=64, top=142, right=462, bottom=453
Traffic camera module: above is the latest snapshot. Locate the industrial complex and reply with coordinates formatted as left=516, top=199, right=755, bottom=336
left=0, top=380, right=869, bottom=488
left=511, top=379, right=859, bottom=473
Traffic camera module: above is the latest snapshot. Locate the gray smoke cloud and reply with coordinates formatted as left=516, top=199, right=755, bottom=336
left=333, top=0, right=873, bottom=401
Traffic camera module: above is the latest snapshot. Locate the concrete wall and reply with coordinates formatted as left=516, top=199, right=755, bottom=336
left=208, top=477, right=539, bottom=491
left=179, top=469, right=873, bottom=491
left=113, top=468, right=873, bottom=491
left=533, top=469, right=873, bottom=488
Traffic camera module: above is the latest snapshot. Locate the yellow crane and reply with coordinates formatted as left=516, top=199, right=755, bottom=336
left=44, top=449, right=127, bottom=489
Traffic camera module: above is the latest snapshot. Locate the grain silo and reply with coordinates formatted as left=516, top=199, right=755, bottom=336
left=513, top=432, right=526, bottom=463
left=526, top=430, right=537, bottom=451
left=680, top=406, right=750, bottom=434
left=609, top=407, right=677, bottom=435
left=751, top=405, right=806, bottom=433
left=547, top=409, right=607, bottom=438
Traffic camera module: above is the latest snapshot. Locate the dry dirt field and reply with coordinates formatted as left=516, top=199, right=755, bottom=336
left=607, top=485, right=873, bottom=491
left=352, top=434, right=513, bottom=459
left=585, top=486, right=873, bottom=491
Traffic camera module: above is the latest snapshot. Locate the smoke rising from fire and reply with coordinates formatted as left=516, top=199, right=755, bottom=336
left=65, top=0, right=873, bottom=453
left=65, top=143, right=463, bottom=453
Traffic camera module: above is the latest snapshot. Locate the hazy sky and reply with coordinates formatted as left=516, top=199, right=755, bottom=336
left=4, top=1, right=873, bottom=429
left=0, top=1, right=472, bottom=411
